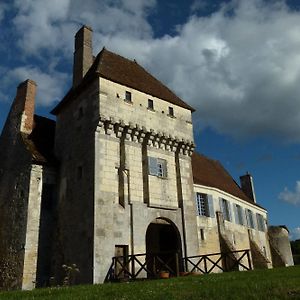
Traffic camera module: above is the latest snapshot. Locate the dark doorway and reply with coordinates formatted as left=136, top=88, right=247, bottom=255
left=146, top=218, right=182, bottom=276
left=114, top=245, right=129, bottom=279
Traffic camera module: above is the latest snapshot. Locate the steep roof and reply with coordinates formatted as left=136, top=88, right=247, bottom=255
left=52, top=48, right=194, bottom=114
left=192, top=152, right=265, bottom=209
left=22, top=115, right=56, bottom=164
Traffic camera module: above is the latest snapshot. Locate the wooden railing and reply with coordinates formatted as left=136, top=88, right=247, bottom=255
left=105, top=251, right=180, bottom=282
left=184, top=249, right=252, bottom=274
left=105, top=249, right=252, bottom=282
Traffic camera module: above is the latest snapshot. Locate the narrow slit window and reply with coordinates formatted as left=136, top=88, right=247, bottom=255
left=125, top=91, right=132, bottom=102
left=168, top=106, right=174, bottom=117
left=148, top=99, right=154, bottom=110
left=77, top=166, right=83, bottom=180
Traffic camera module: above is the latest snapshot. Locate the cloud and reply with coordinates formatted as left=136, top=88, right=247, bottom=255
left=5, top=66, right=68, bottom=106
left=88, top=0, right=300, bottom=142
left=2, top=0, right=300, bottom=144
left=290, top=227, right=300, bottom=240
left=279, top=181, right=300, bottom=206
left=12, top=0, right=155, bottom=56
left=0, top=3, right=8, bottom=23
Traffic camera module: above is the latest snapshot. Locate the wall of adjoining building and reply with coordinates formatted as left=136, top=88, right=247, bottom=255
left=193, top=184, right=272, bottom=270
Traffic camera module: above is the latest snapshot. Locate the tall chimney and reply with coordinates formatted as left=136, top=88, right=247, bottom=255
left=240, top=172, right=257, bottom=203
left=73, top=25, right=93, bottom=87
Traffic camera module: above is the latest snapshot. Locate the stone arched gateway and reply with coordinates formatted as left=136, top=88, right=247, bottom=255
left=146, top=218, right=183, bottom=277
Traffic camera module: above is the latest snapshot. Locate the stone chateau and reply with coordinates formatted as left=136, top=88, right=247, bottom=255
left=0, top=25, right=294, bottom=290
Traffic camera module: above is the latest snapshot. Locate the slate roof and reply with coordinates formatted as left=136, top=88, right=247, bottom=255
left=52, top=48, right=194, bottom=114
left=192, top=152, right=265, bottom=209
left=21, top=115, right=56, bottom=164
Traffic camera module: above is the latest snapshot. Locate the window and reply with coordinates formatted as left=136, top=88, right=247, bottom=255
left=196, top=193, right=215, bottom=217
left=78, top=107, right=83, bottom=119
left=148, top=99, right=154, bottom=110
left=246, top=209, right=255, bottom=229
left=168, top=106, right=174, bottom=117
left=256, top=213, right=265, bottom=231
left=196, top=193, right=208, bottom=216
left=235, top=204, right=245, bottom=225
left=220, top=198, right=231, bottom=221
left=200, top=229, right=205, bottom=241
left=125, top=91, right=132, bottom=102
left=77, top=166, right=83, bottom=180
left=148, top=157, right=167, bottom=178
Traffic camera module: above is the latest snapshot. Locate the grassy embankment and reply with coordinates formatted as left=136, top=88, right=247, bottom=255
left=1, top=266, right=300, bottom=300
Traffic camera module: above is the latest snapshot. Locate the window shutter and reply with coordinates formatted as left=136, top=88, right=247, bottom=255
left=240, top=207, right=246, bottom=225
left=227, top=202, right=232, bottom=222
left=148, top=157, right=157, bottom=175
left=163, top=160, right=168, bottom=177
left=195, top=193, right=200, bottom=216
left=219, top=198, right=223, bottom=214
left=234, top=204, right=239, bottom=224
left=207, top=195, right=215, bottom=218
left=252, top=211, right=256, bottom=229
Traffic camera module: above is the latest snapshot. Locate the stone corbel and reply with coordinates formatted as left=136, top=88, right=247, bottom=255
left=131, top=125, right=140, bottom=142
left=105, top=121, right=114, bottom=136
left=114, top=122, right=125, bottom=138
left=124, top=126, right=133, bottom=141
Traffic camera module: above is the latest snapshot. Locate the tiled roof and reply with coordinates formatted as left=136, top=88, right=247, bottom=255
left=22, top=115, right=56, bottom=164
left=52, top=48, right=194, bottom=114
left=192, top=152, right=265, bottom=209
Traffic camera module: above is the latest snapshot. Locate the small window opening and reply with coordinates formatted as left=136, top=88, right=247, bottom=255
left=148, top=99, right=154, bottom=110
left=168, top=106, right=174, bottom=117
left=77, top=166, right=83, bottom=180
left=200, top=229, right=205, bottom=241
left=78, top=107, right=83, bottom=119
left=125, top=91, right=132, bottom=102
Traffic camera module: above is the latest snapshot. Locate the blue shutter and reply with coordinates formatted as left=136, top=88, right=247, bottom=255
left=207, top=195, right=215, bottom=218
left=195, top=193, right=200, bottom=215
left=148, top=157, right=157, bottom=175
left=234, top=204, right=239, bottom=224
left=219, top=198, right=223, bottom=214
left=227, top=201, right=232, bottom=222
left=163, top=160, right=167, bottom=177
left=240, top=207, right=246, bottom=225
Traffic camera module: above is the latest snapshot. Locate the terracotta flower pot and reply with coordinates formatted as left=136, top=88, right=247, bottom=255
left=159, top=271, right=170, bottom=279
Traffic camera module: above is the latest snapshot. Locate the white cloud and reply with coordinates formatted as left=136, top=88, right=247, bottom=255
left=279, top=181, right=300, bottom=206
left=5, top=66, right=68, bottom=106
left=3, top=0, right=300, bottom=143
left=12, top=0, right=155, bottom=56
left=290, top=227, right=300, bottom=240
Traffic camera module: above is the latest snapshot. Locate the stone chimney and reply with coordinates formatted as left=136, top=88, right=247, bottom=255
left=73, top=25, right=93, bottom=87
left=240, top=172, right=257, bottom=203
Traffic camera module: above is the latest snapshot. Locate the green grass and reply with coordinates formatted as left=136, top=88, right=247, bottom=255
left=1, top=266, right=300, bottom=300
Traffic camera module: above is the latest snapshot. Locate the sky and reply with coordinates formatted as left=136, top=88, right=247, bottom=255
left=0, top=0, right=299, bottom=239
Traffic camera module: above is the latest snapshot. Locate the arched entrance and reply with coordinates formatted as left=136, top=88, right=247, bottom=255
left=146, top=218, right=183, bottom=277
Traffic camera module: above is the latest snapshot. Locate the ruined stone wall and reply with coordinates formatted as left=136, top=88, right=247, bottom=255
left=268, top=226, right=294, bottom=267
left=0, top=80, right=43, bottom=290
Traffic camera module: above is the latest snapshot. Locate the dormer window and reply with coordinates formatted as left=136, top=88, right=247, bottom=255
left=168, top=106, right=174, bottom=117
left=148, top=99, right=154, bottom=110
left=125, top=91, right=132, bottom=102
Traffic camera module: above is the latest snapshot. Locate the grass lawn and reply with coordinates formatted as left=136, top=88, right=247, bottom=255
left=1, top=266, right=300, bottom=300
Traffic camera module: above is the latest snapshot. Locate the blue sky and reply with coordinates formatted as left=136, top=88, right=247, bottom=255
left=0, top=0, right=299, bottom=239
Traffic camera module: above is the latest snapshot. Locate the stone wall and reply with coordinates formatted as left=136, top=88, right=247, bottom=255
left=193, top=184, right=272, bottom=270
left=54, top=79, right=100, bottom=284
